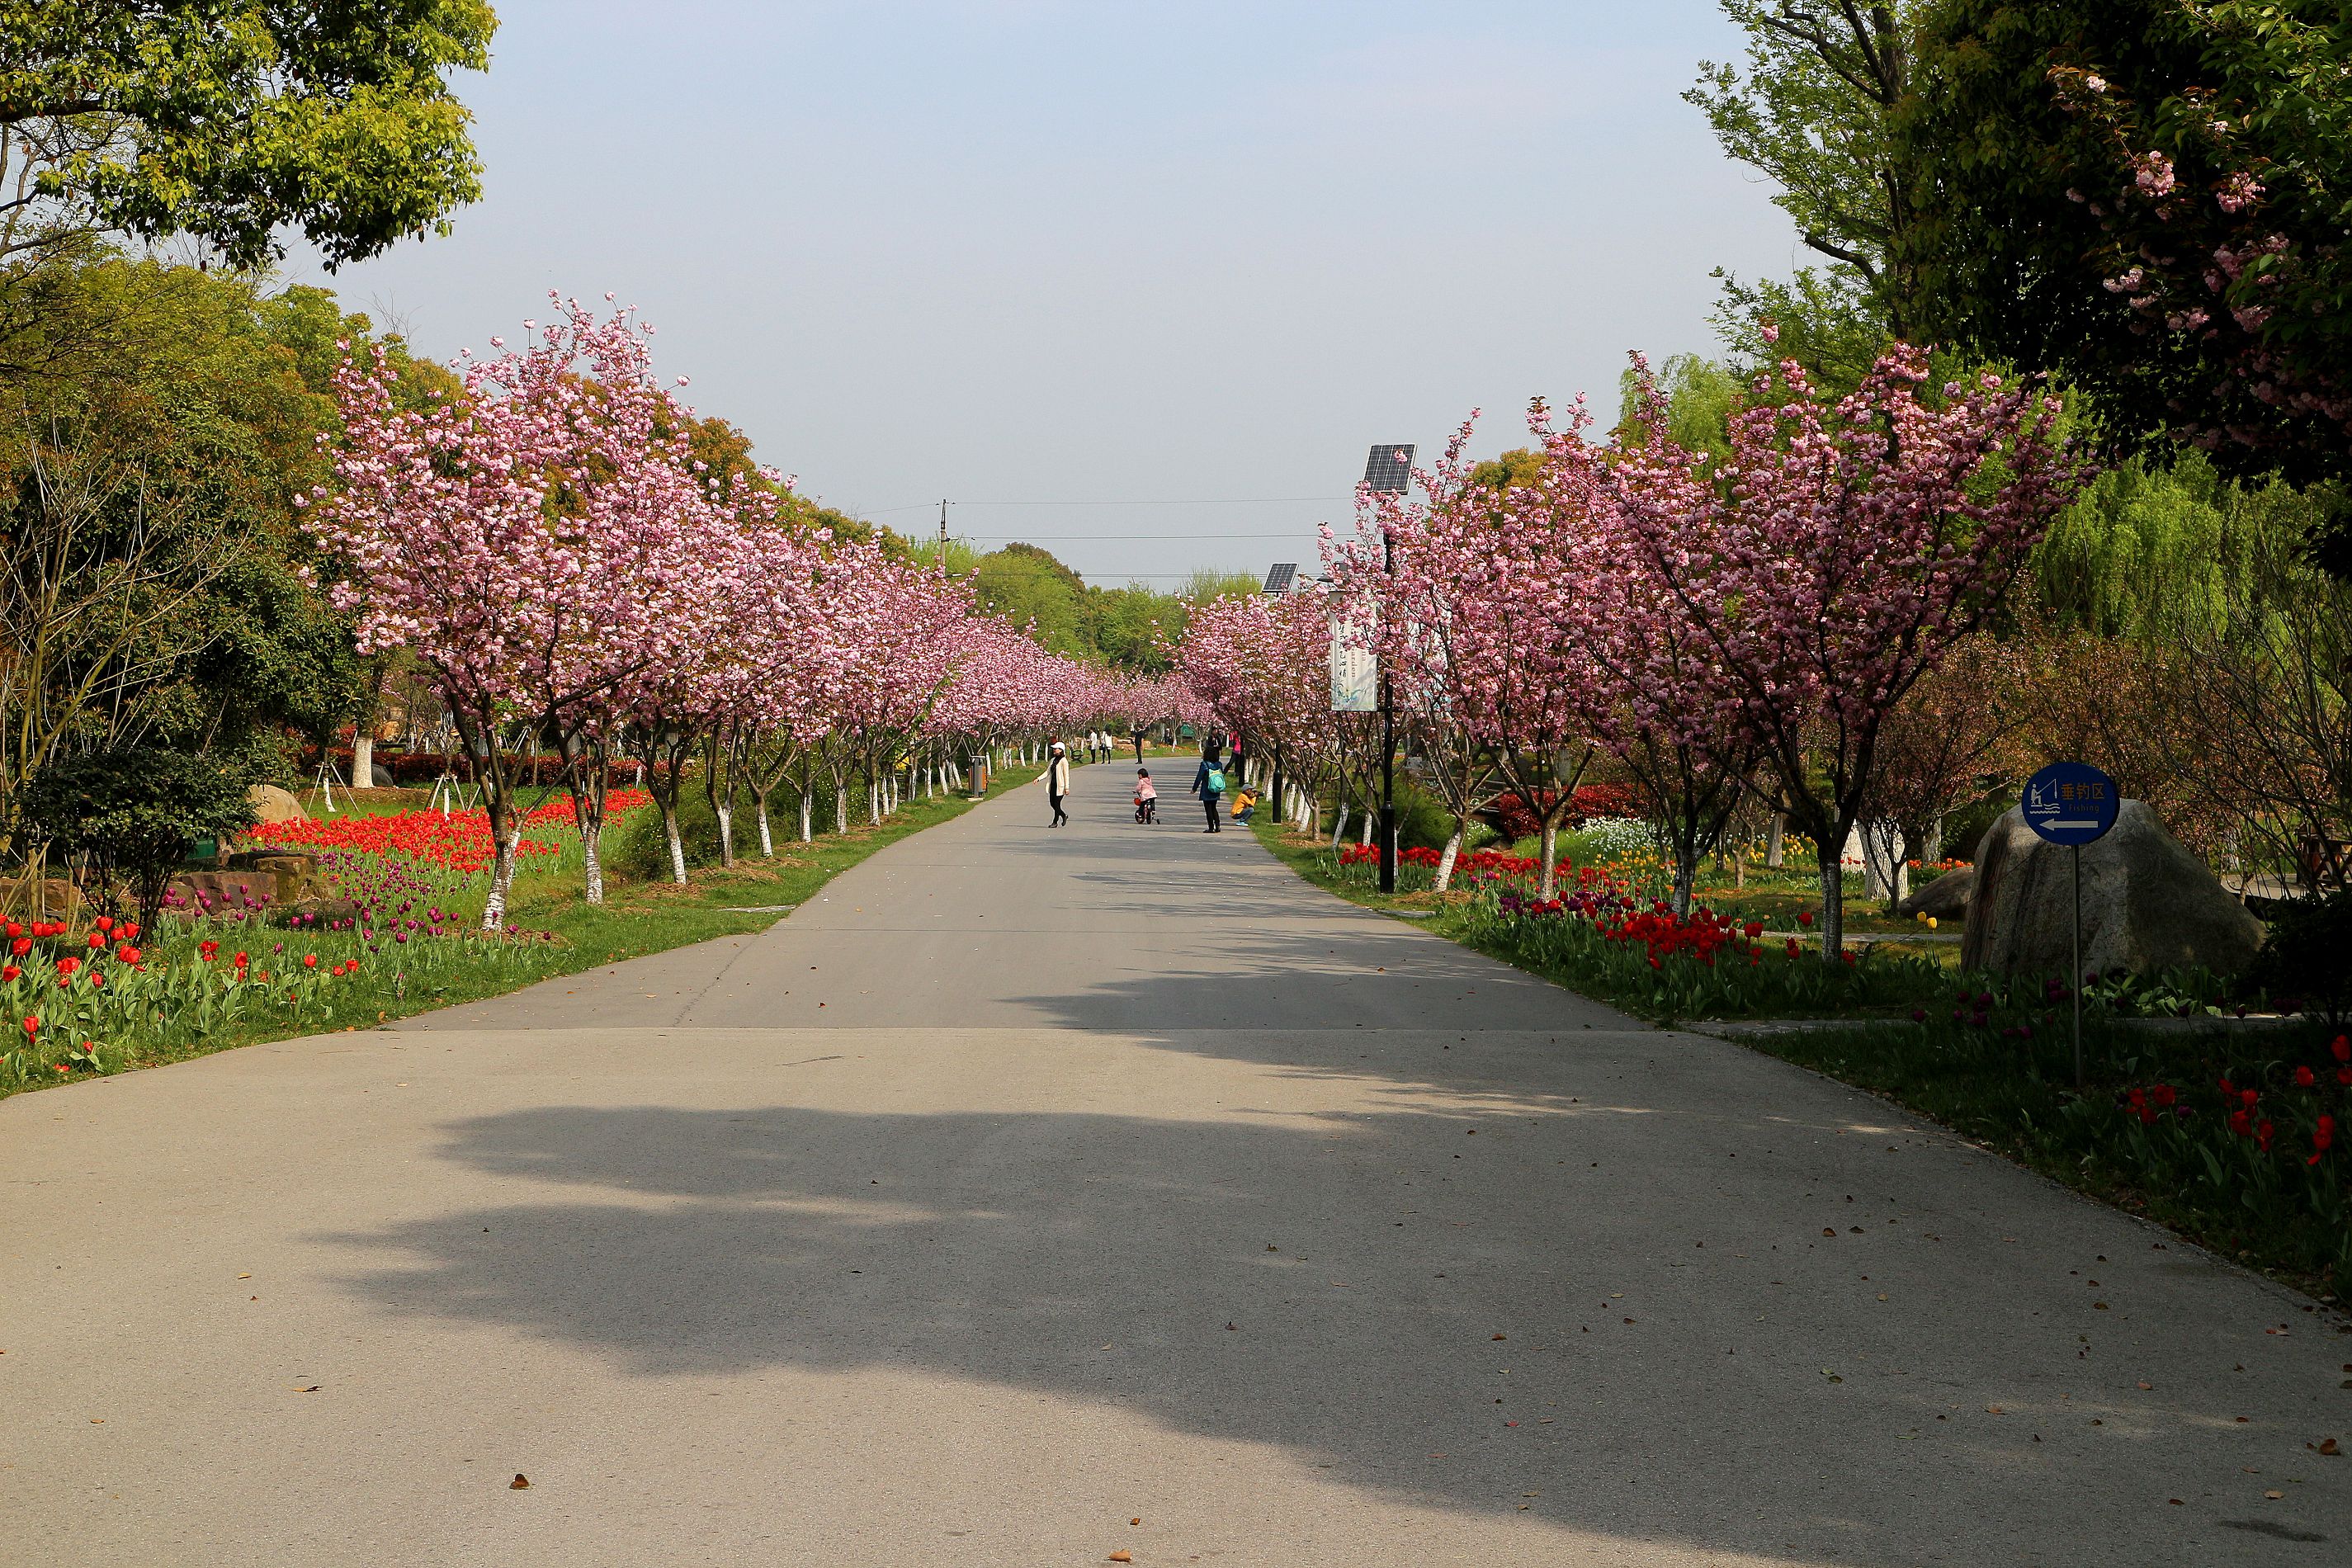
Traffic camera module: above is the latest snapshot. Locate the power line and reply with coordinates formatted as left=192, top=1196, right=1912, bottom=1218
left=952, top=530, right=1316, bottom=541
left=855, top=494, right=1347, bottom=515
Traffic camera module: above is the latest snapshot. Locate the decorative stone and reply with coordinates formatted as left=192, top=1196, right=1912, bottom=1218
left=1961, top=801, right=2265, bottom=976
left=1894, top=865, right=1974, bottom=920
left=272, top=898, right=361, bottom=930
left=165, top=871, right=279, bottom=914
left=246, top=784, right=305, bottom=824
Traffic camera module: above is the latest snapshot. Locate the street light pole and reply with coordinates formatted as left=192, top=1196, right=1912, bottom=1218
left=1378, top=518, right=1396, bottom=894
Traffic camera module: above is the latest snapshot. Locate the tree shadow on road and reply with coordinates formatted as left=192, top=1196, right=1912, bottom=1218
left=317, top=1096, right=2227, bottom=1566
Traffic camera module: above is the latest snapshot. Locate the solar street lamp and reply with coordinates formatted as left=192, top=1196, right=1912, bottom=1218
left=1363, top=445, right=1413, bottom=894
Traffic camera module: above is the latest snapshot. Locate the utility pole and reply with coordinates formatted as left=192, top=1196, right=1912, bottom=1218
left=938, top=499, right=949, bottom=570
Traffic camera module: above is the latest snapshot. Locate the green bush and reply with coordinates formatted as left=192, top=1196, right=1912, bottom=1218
left=21, top=749, right=256, bottom=929
left=2246, top=891, right=2352, bottom=1023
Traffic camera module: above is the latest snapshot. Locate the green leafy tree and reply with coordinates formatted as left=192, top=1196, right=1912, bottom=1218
left=1906, top=1, right=2352, bottom=522
left=0, top=2, right=496, bottom=272
left=1686, top=2, right=1927, bottom=382
left=973, top=544, right=1089, bottom=655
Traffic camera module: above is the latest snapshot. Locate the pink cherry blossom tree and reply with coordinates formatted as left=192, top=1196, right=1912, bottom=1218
left=1607, top=345, right=2086, bottom=956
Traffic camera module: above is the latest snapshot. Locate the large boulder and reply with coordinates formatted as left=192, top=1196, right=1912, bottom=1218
left=1962, top=801, right=2265, bottom=976
left=246, top=783, right=306, bottom=824
left=1895, top=864, right=1974, bottom=920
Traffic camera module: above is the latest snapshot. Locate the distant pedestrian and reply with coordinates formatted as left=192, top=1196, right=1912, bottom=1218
left=1231, top=785, right=1258, bottom=825
left=1190, top=744, right=1226, bottom=834
left=1131, top=725, right=1146, bottom=765
left=1047, top=742, right=1071, bottom=827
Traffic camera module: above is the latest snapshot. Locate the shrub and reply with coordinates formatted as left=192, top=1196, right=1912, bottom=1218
left=21, top=750, right=257, bottom=931
left=2246, top=890, right=2352, bottom=1023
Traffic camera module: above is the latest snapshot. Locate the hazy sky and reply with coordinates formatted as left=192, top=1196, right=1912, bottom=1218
left=286, top=1, right=1801, bottom=587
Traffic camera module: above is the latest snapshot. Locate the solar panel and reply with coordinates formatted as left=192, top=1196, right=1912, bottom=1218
left=1262, top=563, right=1297, bottom=595
left=1362, top=444, right=1415, bottom=494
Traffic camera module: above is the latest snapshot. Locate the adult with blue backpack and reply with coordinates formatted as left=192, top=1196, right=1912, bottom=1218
left=1190, top=744, right=1228, bottom=834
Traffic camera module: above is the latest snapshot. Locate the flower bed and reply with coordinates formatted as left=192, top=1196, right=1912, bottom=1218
left=248, top=788, right=650, bottom=873
left=0, top=905, right=564, bottom=1090
left=1457, top=871, right=1946, bottom=1020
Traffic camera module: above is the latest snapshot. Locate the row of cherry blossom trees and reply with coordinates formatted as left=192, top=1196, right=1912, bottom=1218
left=305, top=298, right=1155, bottom=927
left=1178, top=345, right=2087, bottom=956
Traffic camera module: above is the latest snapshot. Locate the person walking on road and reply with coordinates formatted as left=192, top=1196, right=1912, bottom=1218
left=1046, top=742, right=1071, bottom=827
left=1190, top=744, right=1226, bottom=834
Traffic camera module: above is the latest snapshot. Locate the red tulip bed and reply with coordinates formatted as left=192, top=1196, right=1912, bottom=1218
left=0, top=794, right=650, bottom=1095
left=247, top=788, right=651, bottom=873
left=1450, top=865, right=1948, bottom=1021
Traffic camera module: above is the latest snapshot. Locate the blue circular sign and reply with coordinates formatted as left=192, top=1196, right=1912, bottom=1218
left=2021, top=761, right=2119, bottom=846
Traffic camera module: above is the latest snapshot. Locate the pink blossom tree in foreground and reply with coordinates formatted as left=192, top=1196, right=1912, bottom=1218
left=307, top=297, right=699, bottom=927
left=1607, top=345, right=2085, bottom=956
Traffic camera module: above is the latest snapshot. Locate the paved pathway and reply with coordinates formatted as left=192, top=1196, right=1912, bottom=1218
left=3, top=763, right=2345, bottom=1566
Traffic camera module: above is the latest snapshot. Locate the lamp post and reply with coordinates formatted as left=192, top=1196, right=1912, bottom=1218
left=1362, top=446, right=1414, bottom=894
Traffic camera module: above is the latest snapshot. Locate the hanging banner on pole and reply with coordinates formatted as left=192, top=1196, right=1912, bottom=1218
left=1329, top=611, right=1377, bottom=713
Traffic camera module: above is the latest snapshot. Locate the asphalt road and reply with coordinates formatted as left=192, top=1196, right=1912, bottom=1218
left=2, top=761, right=2345, bottom=1566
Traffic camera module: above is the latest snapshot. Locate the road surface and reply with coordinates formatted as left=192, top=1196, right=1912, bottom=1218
left=3, top=761, right=2345, bottom=1565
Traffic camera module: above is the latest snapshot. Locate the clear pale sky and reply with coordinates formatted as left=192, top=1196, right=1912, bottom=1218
left=286, top=1, right=1800, bottom=587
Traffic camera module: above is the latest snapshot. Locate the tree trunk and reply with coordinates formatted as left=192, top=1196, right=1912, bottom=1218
left=1433, top=824, right=1463, bottom=892
left=483, top=829, right=521, bottom=929
left=352, top=732, right=375, bottom=791
left=1330, top=802, right=1349, bottom=852
left=755, top=796, right=773, bottom=857
left=1670, top=849, right=1698, bottom=918
left=663, top=804, right=687, bottom=886
left=835, top=785, right=848, bottom=834
left=1816, top=838, right=1845, bottom=964
left=1765, top=812, right=1785, bottom=869
left=581, top=824, right=606, bottom=905
left=1538, top=818, right=1561, bottom=901
left=799, top=789, right=814, bottom=843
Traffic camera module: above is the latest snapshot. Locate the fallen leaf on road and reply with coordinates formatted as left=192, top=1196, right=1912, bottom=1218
left=1130, top=1518, right=1141, bottom=1526
left=1822, top=1228, right=1836, bottom=1237
left=2138, top=1381, right=2153, bottom=1390
left=1492, top=1334, right=1506, bottom=1341
left=2265, top=1490, right=2284, bottom=1500
left=510, top=1475, right=530, bottom=1490
left=1108, top=1552, right=1132, bottom=1563
left=2315, top=1438, right=2341, bottom=1456
left=1986, top=1405, right=2005, bottom=1415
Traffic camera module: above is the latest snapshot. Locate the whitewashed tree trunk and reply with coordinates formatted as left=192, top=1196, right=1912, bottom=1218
left=799, top=791, right=814, bottom=843
left=715, top=801, right=734, bottom=863
left=483, top=830, right=521, bottom=929
left=835, top=786, right=848, bottom=834
left=582, top=828, right=607, bottom=904
left=352, top=733, right=375, bottom=791
left=1330, top=803, right=1349, bottom=852
left=1433, top=825, right=1463, bottom=891
left=757, top=801, right=773, bottom=857
left=664, top=810, right=688, bottom=886
left=1765, top=812, right=1785, bottom=869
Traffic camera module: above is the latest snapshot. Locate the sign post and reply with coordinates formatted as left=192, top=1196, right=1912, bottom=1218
left=2021, top=761, right=2120, bottom=1087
